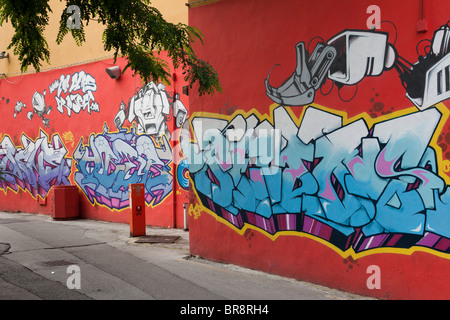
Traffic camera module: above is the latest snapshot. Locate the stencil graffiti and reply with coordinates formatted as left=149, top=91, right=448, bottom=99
left=0, top=131, right=72, bottom=198
left=73, top=124, right=173, bottom=209
left=188, top=104, right=450, bottom=255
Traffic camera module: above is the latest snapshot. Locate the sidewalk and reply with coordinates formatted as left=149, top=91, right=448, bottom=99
left=0, top=211, right=372, bottom=301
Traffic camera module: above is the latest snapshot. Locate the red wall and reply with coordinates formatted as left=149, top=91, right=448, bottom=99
left=0, top=55, right=189, bottom=229
left=188, top=0, right=450, bottom=299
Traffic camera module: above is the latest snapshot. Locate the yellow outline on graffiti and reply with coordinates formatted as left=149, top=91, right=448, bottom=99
left=189, top=102, right=450, bottom=261
left=0, top=129, right=70, bottom=201
left=73, top=124, right=175, bottom=213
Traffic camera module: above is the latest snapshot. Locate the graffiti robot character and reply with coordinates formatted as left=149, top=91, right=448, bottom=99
left=266, top=22, right=450, bottom=111
left=25, top=91, right=52, bottom=127
left=114, top=82, right=187, bottom=141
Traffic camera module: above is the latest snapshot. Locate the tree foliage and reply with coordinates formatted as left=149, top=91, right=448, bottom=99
left=0, top=0, right=221, bottom=96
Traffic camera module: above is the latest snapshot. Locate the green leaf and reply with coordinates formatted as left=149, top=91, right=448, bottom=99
left=1, top=0, right=221, bottom=96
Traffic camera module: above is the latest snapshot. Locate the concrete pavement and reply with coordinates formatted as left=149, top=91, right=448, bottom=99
left=0, top=211, right=372, bottom=303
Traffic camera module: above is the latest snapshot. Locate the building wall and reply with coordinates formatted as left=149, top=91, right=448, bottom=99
left=0, top=0, right=188, bottom=76
left=187, top=0, right=450, bottom=299
left=0, top=0, right=190, bottom=228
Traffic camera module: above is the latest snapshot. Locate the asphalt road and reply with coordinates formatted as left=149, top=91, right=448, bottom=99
left=0, top=211, right=371, bottom=310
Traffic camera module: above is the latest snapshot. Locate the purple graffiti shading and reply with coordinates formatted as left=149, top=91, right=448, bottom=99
left=189, top=105, right=450, bottom=257
left=197, top=190, right=450, bottom=255
left=73, top=124, right=173, bottom=210
left=0, top=131, right=71, bottom=198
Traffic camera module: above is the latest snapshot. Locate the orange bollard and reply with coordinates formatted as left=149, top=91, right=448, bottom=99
left=129, top=183, right=146, bottom=237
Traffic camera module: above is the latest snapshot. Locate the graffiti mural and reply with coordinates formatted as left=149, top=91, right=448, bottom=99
left=266, top=22, right=450, bottom=111
left=70, top=80, right=189, bottom=211
left=49, top=70, right=99, bottom=117
left=73, top=123, right=173, bottom=210
left=177, top=158, right=190, bottom=191
left=14, top=91, right=53, bottom=128
left=113, top=81, right=188, bottom=140
left=0, top=131, right=72, bottom=198
left=187, top=103, right=450, bottom=256
left=185, top=20, right=450, bottom=258
left=0, top=56, right=191, bottom=226
left=13, top=70, right=99, bottom=127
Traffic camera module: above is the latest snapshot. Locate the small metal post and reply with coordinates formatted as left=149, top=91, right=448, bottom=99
left=183, top=203, right=188, bottom=231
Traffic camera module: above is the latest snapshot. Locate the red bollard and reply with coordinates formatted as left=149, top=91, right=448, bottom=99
left=129, top=183, right=146, bottom=237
